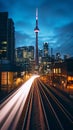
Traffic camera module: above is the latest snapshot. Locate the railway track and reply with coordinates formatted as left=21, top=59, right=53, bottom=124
left=22, top=79, right=49, bottom=130
left=15, top=78, right=73, bottom=130
left=38, top=79, right=73, bottom=130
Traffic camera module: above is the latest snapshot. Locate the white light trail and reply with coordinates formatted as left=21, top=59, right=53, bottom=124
left=0, top=75, right=39, bottom=130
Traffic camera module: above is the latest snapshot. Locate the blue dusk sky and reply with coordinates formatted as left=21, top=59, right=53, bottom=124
left=0, top=0, right=73, bottom=57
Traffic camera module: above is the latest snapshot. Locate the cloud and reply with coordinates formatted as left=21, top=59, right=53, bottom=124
left=15, top=31, right=35, bottom=47
left=15, top=21, right=29, bottom=32
left=15, top=31, right=30, bottom=47
left=0, top=0, right=73, bottom=57
left=54, top=22, right=73, bottom=56
left=0, top=1, right=8, bottom=11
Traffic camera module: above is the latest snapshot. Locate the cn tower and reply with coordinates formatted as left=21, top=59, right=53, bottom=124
left=34, top=8, right=39, bottom=67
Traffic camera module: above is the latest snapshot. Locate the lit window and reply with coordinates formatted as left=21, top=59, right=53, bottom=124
left=59, top=68, right=61, bottom=73
left=0, top=50, right=2, bottom=53
left=3, top=50, right=7, bottom=52
left=44, top=62, right=46, bottom=65
left=68, top=76, right=73, bottom=81
left=2, top=41, right=7, bottom=44
left=2, top=72, right=7, bottom=85
left=56, top=68, right=58, bottom=73
left=53, top=69, right=55, bottom=73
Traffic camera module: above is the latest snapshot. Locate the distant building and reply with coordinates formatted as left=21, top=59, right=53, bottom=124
left=15, top=46, right=34, bottom=62
left=55, top=52, right=61, bottom=61
left=15, top=47, right=25, bottom=62
left=28, top=46, right=34, bottom=60
left=52, top=58, right=73, bottom=88
left=15, top=46, right=35, bottom=73
left=64, top=54, right=70, bottom=60
left=43, top=42, right=49, bottom=57
left=38, top=49, right=43, bottom=64
left=0, top=12, right=15, bottom=64
left=40, top=42, right=51, bottom=74
left=23, top=47, right=28, bottom=59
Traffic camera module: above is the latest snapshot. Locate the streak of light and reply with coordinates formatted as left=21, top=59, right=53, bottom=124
left=0, top=75, right=39, bottom=130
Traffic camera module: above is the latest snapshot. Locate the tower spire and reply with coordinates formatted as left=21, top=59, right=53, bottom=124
left=36, top=8, right=38, bottom=20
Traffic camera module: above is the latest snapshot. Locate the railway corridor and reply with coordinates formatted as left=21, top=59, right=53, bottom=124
left=23, top=80, right=49, bottom=130
left=22, top=78, right=73, bottom=130
left=1, top=76, right=73, bottom=130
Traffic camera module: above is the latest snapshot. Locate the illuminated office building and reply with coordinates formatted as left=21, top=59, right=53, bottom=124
left=0, top=12, right=15, bottom=64
left=43, top=42, right=49, bottom=57
left=15, top=46, right=34, bottom=62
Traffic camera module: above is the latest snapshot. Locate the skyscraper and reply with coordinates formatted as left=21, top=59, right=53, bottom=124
left=8, top=18, right=15, bottom=64
left=34, top=8, right=39, bottom=67
left=15, top=46, right=34, bottom=62
left=0, top=12, right=15, bottom=64
left=0, top=12, right=8, bottom=61
left=43, top=42, right=49, bottom=57
left=28, top=46, right=34, bottom=60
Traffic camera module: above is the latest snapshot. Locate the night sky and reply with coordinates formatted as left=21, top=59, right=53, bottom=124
left=0, top=0, right=73, bottom=57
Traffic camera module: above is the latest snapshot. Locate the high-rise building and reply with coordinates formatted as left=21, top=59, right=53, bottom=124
left=15, top=47, right=23, bottom=62
left=38, top=49, right=43, bottom=64
left=0, top=12, right=15, bottom=64
left=0, top=12, right=15, bottom=91
left=23, top=47, right=28, bottom=59
left=15, top=46, right=34, bottom=62
left=43, top=42, right=49, bottom=57
left=34, top=8, right=39, bottom=67
left=8, top=18, right=15, bottom=64
left=28, top=46, right=34, bottom=60
left=56, top=52, right=61, bottom=61
left=0, top=12, right=8, bottom=62
left=15, top=46, right=35, bottom=73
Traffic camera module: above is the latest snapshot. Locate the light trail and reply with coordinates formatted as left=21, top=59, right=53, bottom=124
left=22, top=79, right=49, bottom=130
left=0, top=75, right=39, bottom=130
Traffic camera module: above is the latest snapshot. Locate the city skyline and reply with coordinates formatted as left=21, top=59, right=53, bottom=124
left=0, top=0, right=73, bottom=57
